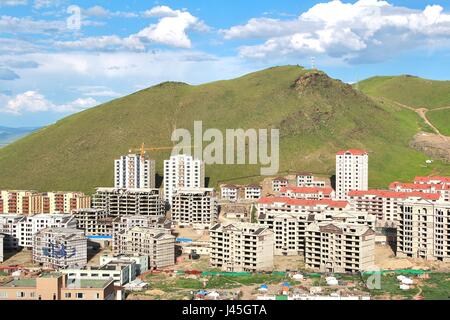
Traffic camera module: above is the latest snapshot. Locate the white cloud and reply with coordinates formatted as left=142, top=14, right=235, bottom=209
left=0, top=91, right=98, bottom=115
left=33, top=0, right=60, bottom=9
left=222, top=0, right=450, bottom=63
left=0, top=0, right=27, bottom=6
left=0, top=15, right=66, bottom=34
left=55, top=5, right=209, bottom=50
left=82, top=5, right=139, bottom=18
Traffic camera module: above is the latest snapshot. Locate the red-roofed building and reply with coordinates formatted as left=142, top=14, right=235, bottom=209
left=280, top=186, right=335, bottom=200
left=414, top=176, right=450, bottom=185
left=390, top=181, right=449, bottom=202
left=296, top=173, right=329, bottom=188
left=335, top=149, right=369, bottom=200
left=347, top=189, right=441, bottom=226
left=272, top=177, right=289, bottom=192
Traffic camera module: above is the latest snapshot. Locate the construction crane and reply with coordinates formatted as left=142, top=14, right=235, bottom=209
left=128, top=142, right=197, bottom=160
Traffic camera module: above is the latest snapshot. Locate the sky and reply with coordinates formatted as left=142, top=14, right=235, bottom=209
left=1, top=0, right=450, bottom=127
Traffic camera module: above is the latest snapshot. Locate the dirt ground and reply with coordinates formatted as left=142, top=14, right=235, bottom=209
left=173, top=227, right=209, bottom=241
left=0, top=249, right=35, bottom=267
left=274, top=255, right=305, bottom=271
left=410, top=131, right=450, bottom=161
left=375, top=245, right=450, bottom=271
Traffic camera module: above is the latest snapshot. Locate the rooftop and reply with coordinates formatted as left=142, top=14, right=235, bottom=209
left=1, top=278, right=37, bottom=288
left=336, top=149, right=367, bottom=156
left=66, top=279, right=112, bottom=289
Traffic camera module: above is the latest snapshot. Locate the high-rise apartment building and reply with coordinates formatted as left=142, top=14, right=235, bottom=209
left=335, top=149, right=368, bottom=199
left=163, top=154, right=204, bottom=206
left=114, top=154, right=155, bottom=189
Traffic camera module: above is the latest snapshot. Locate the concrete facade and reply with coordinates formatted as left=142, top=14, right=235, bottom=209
left=33, top=227, right=87, bottom=269
left=305, top=222, right=375, bottom=273
left=210, top=222, right=274, bottom=272
left=114, top=153, right=155, bottom=189
left=73, top=208, right=113, bottom=236
left=335, top=149, right=368, bottom=200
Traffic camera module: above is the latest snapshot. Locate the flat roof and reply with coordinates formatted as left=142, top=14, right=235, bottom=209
left=40, top=272, right=62, bottom=278
left=1, top=278, right=37, bottom=288
left=66, top=279, right=111, bottom=289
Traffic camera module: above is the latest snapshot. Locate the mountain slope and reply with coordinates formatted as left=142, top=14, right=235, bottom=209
left=356, top=75, right=450, bottom=109
left=0, top=66, right=448, bottom=194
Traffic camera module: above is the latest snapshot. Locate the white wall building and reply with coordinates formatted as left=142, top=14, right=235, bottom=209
left=210, top=222, right=274, bottom=272
left=33, top=227, right=87, bottom=269
left=244, top=185, right=262, bottom=200
left=163, top=154, right=205, bottom=206
left=335, top=149, right=368, bottom=200
left=114, top=153, right=155, bottom=189
left=296, top=173, right=328, bottom=188
left=221, top=185, right=239, bottom=202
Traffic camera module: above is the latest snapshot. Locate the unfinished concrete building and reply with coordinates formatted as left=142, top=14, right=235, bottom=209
left=93, top=188, right=164, bottom=217
left=33, top=227, right=87, bottom=269
left=0, top=234, right=4, bottom=262
left=0, top=214, right=23, bottom=250
left=114, top=226, right=175, bottom=269
left=305, top=222, right=375, bottom=273
left=73, top=208, right=113, bottom=236
left=209, top=222, right=274, bottom=272
left=171, top=188, right=218, bottom=229
left=397, top=199, right=450, bottom=262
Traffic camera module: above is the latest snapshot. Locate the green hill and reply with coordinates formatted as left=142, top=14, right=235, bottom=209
left=0, top=65, right=448, bottom=194
left=356, top=75, right=450, bottom=109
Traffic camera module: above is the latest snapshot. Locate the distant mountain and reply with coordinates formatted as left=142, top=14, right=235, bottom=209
left=0, top=126, right=41, bottom=147
left=0, top=65, right=448, bottom=193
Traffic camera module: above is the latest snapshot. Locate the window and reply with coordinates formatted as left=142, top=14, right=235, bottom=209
left=76, top=293, right=84, bottom=299
left=0, top=291, right=7, bottom=298
left=16, top=292, right=26, bottom=298
left=65, top=293, right=72, bottom=298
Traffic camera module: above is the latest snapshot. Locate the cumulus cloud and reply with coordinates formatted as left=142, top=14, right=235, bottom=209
left=55, top=5, right=209, bottom=50
left=0, top=91, right=98, bottom=115
left=0, top=67, right=19, bottom=80
left=222, top=0, right=450, bottom=63
left=0, top=15, right=66, bottom=34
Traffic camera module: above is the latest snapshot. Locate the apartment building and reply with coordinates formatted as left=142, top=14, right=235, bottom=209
left=0, top=215, right=23, bottom=250
left=0, top=272, right=115, bottom=300
left=163, top=154, right=205, bottom=206
left=62, top=260, right=137, bottom=286
left=114, top=226, right=175, bottom=269
left=347, top=190, right=440, bottom=226
left=281, top=186, right=335, bottom=200
left=335, top=149, right=368, bottom=199
left=209, top=222, right=274, bottom=272
left=114, top=153, right=155, bottom=189
left=0, top=190, right=90, bottom=214
left=272, top=177, right=289, bottom=193
left=390, top=181, right=450, bottom=202
left=305, top=221, right=375, bottom=273
left=100, top=254, right=149, bottom=275
left=0, top=234, right=4, bottom=262
left=0, top=214, right=77, bottom=249
left=93, top=188, right=164, bottom=217
left=171, top=188, right=218, bottom=229
left=244, top=184, right=262, bottom=200
left=414, top=176, right=450, bottom=185
left=221, top=184, right=239, bottom=202
left=33, top=228, right=87, bottom=269
left=397, top=199, right=450, bottom=262
left=73, top=208, right=113, bottom=236
left=296, top=173, right=328, bottom=188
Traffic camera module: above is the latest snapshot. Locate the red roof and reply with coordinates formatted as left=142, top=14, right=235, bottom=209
left=280, top=186, right=334, bottom=195
left=258, top=197, right=348, bottom=208
left=348, top=189, right=440, bottom=200
left=414, top=176, right=450, bottom=183
left=336, top=149, right=367, bottom=156
left=389, top=182, right=449, bottom=191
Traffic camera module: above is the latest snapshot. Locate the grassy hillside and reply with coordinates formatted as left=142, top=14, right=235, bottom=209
left=357, top=75, right=450, bottom=109
left=427, top=109, right=450, bottom=136
left=0, top=65, right=448, bottom=194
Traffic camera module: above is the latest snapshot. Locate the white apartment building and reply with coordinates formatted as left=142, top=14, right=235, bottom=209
left=114, top=153, right=155, bottom=189
left=114, top=226, right=175, bottom=269
left=305, top=221, right=375, bottom=273
left=93, top=188, right=164, bottom=217
left=209, top=222, right=274, bottom=272
left=244, top=185, right=262, bottom=200
left=281, top=186, right=335, bottom=200
left=296, top=173, right=328, bottom=188
left=0, top=234, right=4, bottom=262
left=1, top=214, right=77, bottom=250
left=100, top=255, right=149, bottom=275
left=335, top=149, right=368, bottom=200
left=73, top=208, right=113, bottom=236
left=414, top=176, right=450, bottom=185
left=348, top=190, right=440, bottom=226
left=390, top=181, right=449, bottom=202
left=163, top=154, right=205, bottom=206
left=221, top=185, right=239, bottom=202
left=62, top=260, right=137, bottom=286
left=397, top=199, right=450, bottom=262
left=33, top=227, right=87, bottom=269
left=171, top=188, right=218, bottom=229
left=272, top=177, right=288, bottom=193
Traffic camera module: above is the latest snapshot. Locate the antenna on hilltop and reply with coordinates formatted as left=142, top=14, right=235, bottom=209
left=310, top=56, right=316, bottom=70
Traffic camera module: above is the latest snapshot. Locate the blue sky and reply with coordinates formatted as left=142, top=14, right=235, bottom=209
left=1, top=0, right=450, bottom=127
